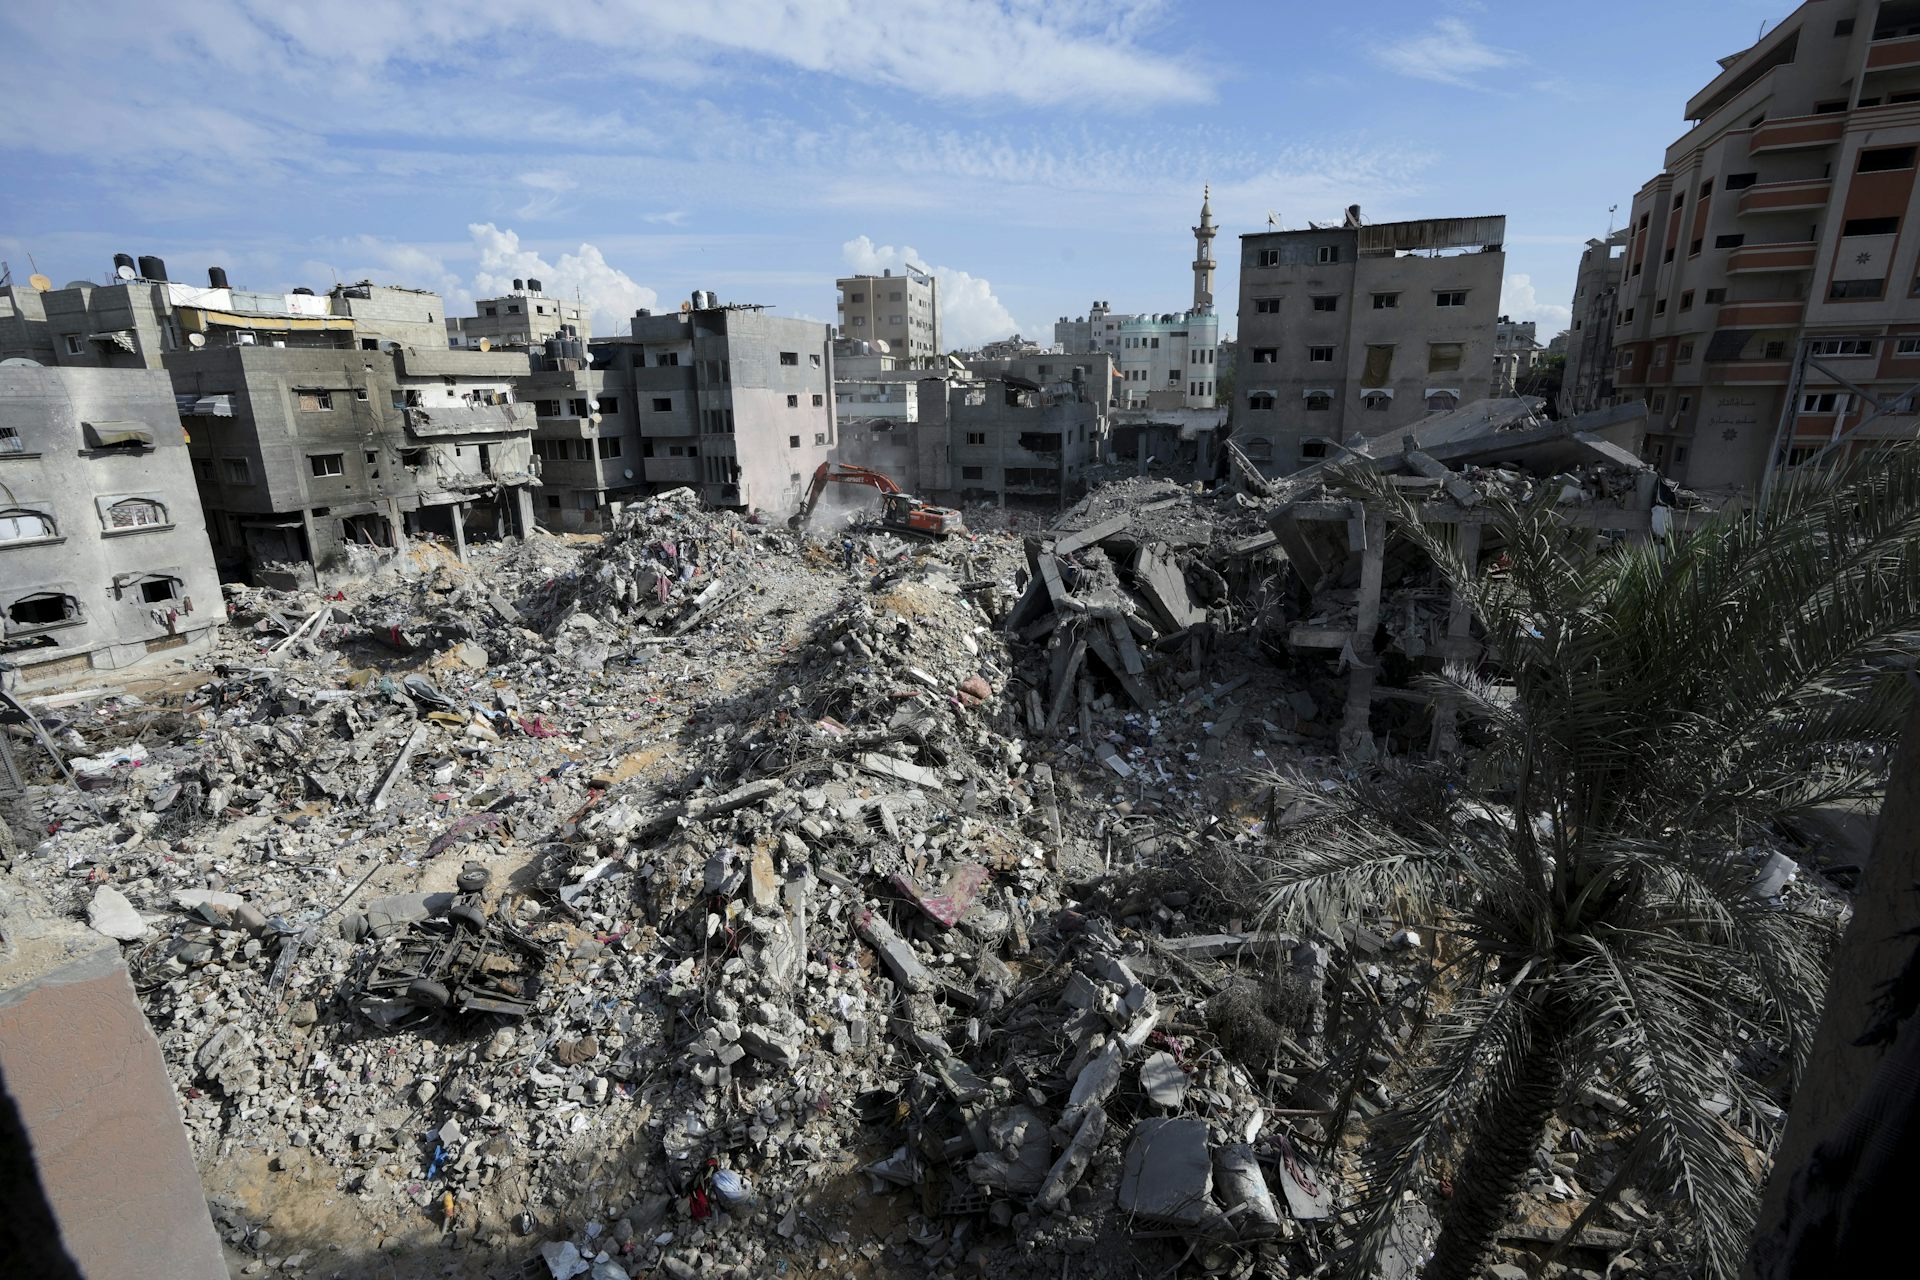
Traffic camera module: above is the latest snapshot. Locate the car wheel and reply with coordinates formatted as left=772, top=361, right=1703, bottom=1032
left=407, top=978, right=451, bottom=1008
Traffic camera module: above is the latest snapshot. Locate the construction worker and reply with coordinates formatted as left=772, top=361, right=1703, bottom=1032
left=842, top=537, right=857, bottom=572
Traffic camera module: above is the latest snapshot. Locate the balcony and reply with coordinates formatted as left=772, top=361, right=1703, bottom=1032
left=1726, top=242, right=1819, bottom=273
left=1709, top=361, right=1794, bottom=385
left=1716, top=299, right=1807, bottom=327
left=1867, top=33, right=1920, bottom=72
left=1750, top=113, right=1847, bottom=153
left=535, top=415, right=595, bottom=438
left=1738, top=177, right=1832, bottom=216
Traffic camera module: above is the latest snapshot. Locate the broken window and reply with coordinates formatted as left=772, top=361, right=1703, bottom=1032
left=568, top=398, right=592, bottom=418
left=222, top=458, right=250, bottom=483
left=1427, top=342, right=1463, bottom=373
left=1425, top=391, right=1458, bottom=413
left=105, top=498, right=167, bottom=530
left=812, top=393, right=824, bottom=406
left=401, top=448, right=430, bottom=468
left=1362, top=344, right=1396, bottom=384
left=309, top=453, right=345, bottom=478
left=1801, top=391, right=1851, bottom=413
left=1316, top=244, right=1340, bottom=264
left=657, top=351, right=680, bottom=366
left=296, top=389, right=334, bottom=411
left=1308, top=345, right=1334, bottom=362
left=0, top=426, right=21, bottom=453
left=1715, top=233, right=1745, bottom=249
left=138, top=577, right=181, bottom=604
left=779, top=351, right=799, bottom=366
left=787, top=394, right=799, bottom=408
left=961, top=466, right=984, bottom=480
left=1363, top=392, right=1392, bottom=411
left=1247, top=392, right=1276, bottom=411
left=0, top=509, right=55, bottom=542
left=7, top=593, right=78, bottom=629
left=1241, top=437, right=1274, bottom=460
left=1371, top=292, right=1400, bottom=309
left=810, top=353, right=821, bottom=367
left=1311, top=295, right=1338, bottom=312
left=1435, top=290, right=1468, bottom=307
left=1680, top=290, right=1695, bottom=311
left=1304, top=392, right=1332, bottom=411
left=596, top=437, right=622, bottom=459
left=1252, top=348, right=1278, bottom=363
left=1256, top=249, right=1280, bottom=268
left=597, top=395, right=620, bottom=414
left=1254, top=298, right=1281, bottom=313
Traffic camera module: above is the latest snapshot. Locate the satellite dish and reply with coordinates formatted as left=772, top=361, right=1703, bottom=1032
left=477, top=337, right=491, bottom=352
left=187, top=332, right=206, bottom=348
left=622, top=468, right=633, bottom=480
left=28, top=274, right=51, bottom=292
left=116, top=264, right=137, bottom=281
left=1, top=356, right=43, bottom=366
left=873, top=339, right=891, bottom=353
left=589, top=412, right=602, bottom=425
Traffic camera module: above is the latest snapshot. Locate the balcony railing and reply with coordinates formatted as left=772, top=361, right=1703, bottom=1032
left=1726, top=241, right=1819, bottom=273
left=1867, top=33, right=1920, bottom=71
left=1738, top=177, right=1833, bottom=216
left=1750, top=114, right=1847, bottom=153
left=1716, top=299, right=1807, bottom=327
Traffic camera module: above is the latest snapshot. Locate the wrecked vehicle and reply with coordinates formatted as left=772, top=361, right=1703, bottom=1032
left=352, top=866, right=545, bottom=1023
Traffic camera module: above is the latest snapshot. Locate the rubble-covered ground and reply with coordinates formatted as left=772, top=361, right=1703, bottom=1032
left=0, top=481, right=1849, bottom=1280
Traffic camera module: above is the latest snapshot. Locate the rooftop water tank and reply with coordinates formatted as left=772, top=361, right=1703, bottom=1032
left=137, top=255, right=167, bottom=282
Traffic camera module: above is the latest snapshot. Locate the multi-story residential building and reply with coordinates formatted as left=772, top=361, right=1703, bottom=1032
left=519, top=338, right=628, bottom=532
left=1052, top=190, right=1223, bottom=411
left=924, top=364, right=1105, bottom=510
left=1615, top=0, right=1920, bottom=489
left=447, top=279, right=589, bottom=350
left=1492, top=315, right=1544, bottom=395
left=1, top=364, right=221, bottom=688
left=1561, top=230, right=1628, bottom=415
left=1234, top=212, right=1506, bottom=473
left=835, top=266, right=940, bottom=367
left=598, top=297, right=836, bottom=515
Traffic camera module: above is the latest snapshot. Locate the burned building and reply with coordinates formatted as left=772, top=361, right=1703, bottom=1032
left=1235, top=211, right=1506, bottom=475
left=0, top=364, right=222, bottom=688
left=926, top=363, right=1105, bottom=509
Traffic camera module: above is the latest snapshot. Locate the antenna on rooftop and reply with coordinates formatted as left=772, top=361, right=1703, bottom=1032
left=1266, top=211, right=1279, bottom=228
left=1606, top=203, right=1618, bottom=237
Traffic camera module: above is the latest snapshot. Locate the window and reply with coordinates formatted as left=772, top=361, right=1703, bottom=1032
left=1252, top=347, right=1278, bottom=363
left=1653, top=346, right=1668, bottom=367
left=652, top=397, right=673, bottom=412
left=786, top=394, right=799, bottom=408
left=1810, top=338, right=1872, bottom=356
left=222, top=458, right=250, bottom=483
left=0, top=509, right=55, bottom=543
left=1690, top=238, right=1703, bottom=256
left=809, top=353, right=822, bottom=368
left=657, top=351, right=680, bottom=366
left=1800, top=392, right=1851, bottom=413
left=1677, top=341, right=1695, bottom=361
left=1765, top=340, right=1787, bottom=359
left=105, top=498, right=167, bottom=530
left=401, top=449, right=429, bottom=468
left=1705, top=288, right=1726, bottom=304
left=1150, top=337, right=1160, bottom=349
left=788, top=435, right=800, bottom=449
left=1835, top=17, right=1854, bottom=35
left=1425, top=391, right=1458, bottom=413
left=1620, top=308, right=1635, bottom=324
left=847, top=291, right=864, bottom=303
left=597, top=395, right=620, bottom=414
left=0, top=426, right=22, bottom=454
left=1247, top=392, right=1276, bottom=410
left=596, top=437, right=622, bottom=458
left=1651, top=393, right=1667, bottom=411
left=1435, top=291, right=1468, bottom=307
left=62, top=334, right=83, bottom=355
left=1308, top=345, right=1334, bottom=362
left=1428, top=343, right=1463, bottom=373
left=138, top=578, right=180, bottom=604
left=1311, top=295, right=1338, bottom=312
left=7, top=593, right=78, bottom=629
left=1664, top=247, right=1676, bottom=263
left=1304, top=391, right=1332, bottom=411
left=1299, top=440, right=1328, bottom=459
left=1362, top=344, right=1395, bottom=384
left=1655, top=300, right=1668, bottom=316
left=814, top=432, right=826, bottom=445
left=1896, top=337, right=1920, bottom=356
left=779, top=351, right=798, bottom=365
left=1858, top=146, right=1917, bottom=173
left=1254, top=298, right=1281, bottom=314
left=1680, top=290, right=1695, bottom=312
left=355, top=388, right=369, bottom=402
left=1700, top=179, right=1714, bottom=197
left=1257, top=249, right=1280, bottom=267
left=568, top=398, right=591, bottom=418
left=1363, top=392, right=1392, bottom=411
left=507, top=304, right=519, bottom=314
left=1830, top=279, right=1886, bottom=299
left=961, top=432, right=986, bottom=446
left=961, top=466, right=985, bottom=480
left=1317, top=245, right=1340, bottom=264
left=812, top=393, right=824, bottom=407
left=296, top=389, right=334, bottom=411
left=1714, top=234, right=1745, bottom=249
left=1372, top=292, right=1400, bottom=309
left=191, top=456, right=213, bottom=481
left=309, top=453, right=345, bottom=478
left=1843, top=217, right=1900, bottom=236
left=1724, top=173, right=1758, bottom=190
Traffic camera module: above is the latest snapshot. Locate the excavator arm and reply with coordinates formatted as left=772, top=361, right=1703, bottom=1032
left=790, top=463, right=905, bottom=530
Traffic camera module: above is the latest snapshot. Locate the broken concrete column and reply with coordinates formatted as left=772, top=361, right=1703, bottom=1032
left=0, top=943, right=227, bottom=1278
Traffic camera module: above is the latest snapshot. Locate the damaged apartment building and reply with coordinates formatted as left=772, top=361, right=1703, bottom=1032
left=1612, top=0, right=1920, bottom=491
left=0, top=363, right=222, bottom=688
left=590, top=294, right=836, bottom=517
left=1234, top=209, right=1506, bottom=476
left=2, top=258, right=538, bottom=580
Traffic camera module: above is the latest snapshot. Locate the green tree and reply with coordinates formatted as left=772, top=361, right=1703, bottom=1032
left=1246, top=448, right=1920, bottom=1279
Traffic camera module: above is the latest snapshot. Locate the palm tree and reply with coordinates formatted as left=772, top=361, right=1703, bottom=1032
left=1246, top=446, right=1920, bottom=1279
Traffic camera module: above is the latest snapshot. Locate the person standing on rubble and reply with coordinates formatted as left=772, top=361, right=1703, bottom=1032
left=842, top=536, right=856, bottom=572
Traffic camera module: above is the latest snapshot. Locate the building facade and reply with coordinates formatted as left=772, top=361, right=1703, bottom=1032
left=1, top=365, right=222, bottom=688
left=835, top=266, right=939, bottom=367
left=601, top=300, right=836, bottom=515
left=1615, top=0, right=1920, bottom=489
left=1561, top=231, right=1628, bottom=415
left=1492, top=315, right=1544, bottom=396
left=448, top=280, right=589, bottom=350
left=1234, top=213, right=1506, bottom=473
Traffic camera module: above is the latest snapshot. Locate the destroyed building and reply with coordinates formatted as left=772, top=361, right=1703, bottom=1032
left=835, top=264, right=940, bottom=367
left=1561, top=229, right=1628, bottom=416
left=1235, top=210, right=1506, bottom=474
left=520, top=338, right=626, bottom=533
left=446, top=278, right=590, bottom=350
left=1616, top=0, right=1920, bottom=491
left=594, top=295, right=836, bottom=515
left=0, top=364, right=222, bottom=688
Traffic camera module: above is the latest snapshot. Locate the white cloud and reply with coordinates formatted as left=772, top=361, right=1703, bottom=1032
left=1373, top=17, right=1519, bottom=89
left=1501, top=273, right=1571, bottom=329
left=468, top=224, right=658, bottom=336
left=842, top=236, right=1020, bottom=350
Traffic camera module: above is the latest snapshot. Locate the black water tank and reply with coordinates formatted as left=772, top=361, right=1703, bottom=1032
left=513, top=278, right=524, bottom=291
left=292, top=286, right=314, bottom=296
left=208, top=266, right=230, bottom=289
left=113, top=252, right=136, bottom=276
left=137, top=255, right=167, bottom=281
left=527, top=277, right=542, bottom=293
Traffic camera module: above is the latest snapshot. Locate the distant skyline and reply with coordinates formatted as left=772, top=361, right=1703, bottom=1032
left=2, top=0, right=1787, bottom=347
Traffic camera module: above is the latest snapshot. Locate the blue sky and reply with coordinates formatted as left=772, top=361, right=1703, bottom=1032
left=1, top=0, right=1786, bottom=347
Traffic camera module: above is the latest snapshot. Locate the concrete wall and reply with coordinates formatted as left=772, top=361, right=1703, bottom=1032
left=836, top=270, right=939, bottom=366
left=0, top=944, right=226, bottom=1279
left=448, top=290, right=590, bottom=349
left=325, top=284, right=446, bottom=350
left=0, top=365, right=222, bottom=688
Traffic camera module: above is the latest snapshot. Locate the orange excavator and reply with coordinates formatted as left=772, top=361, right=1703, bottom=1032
left=790, top=462, right=966, bottom=538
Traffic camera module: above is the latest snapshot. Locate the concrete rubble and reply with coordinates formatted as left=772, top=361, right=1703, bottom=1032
left=0, top=465, right=1844, bottom=1279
